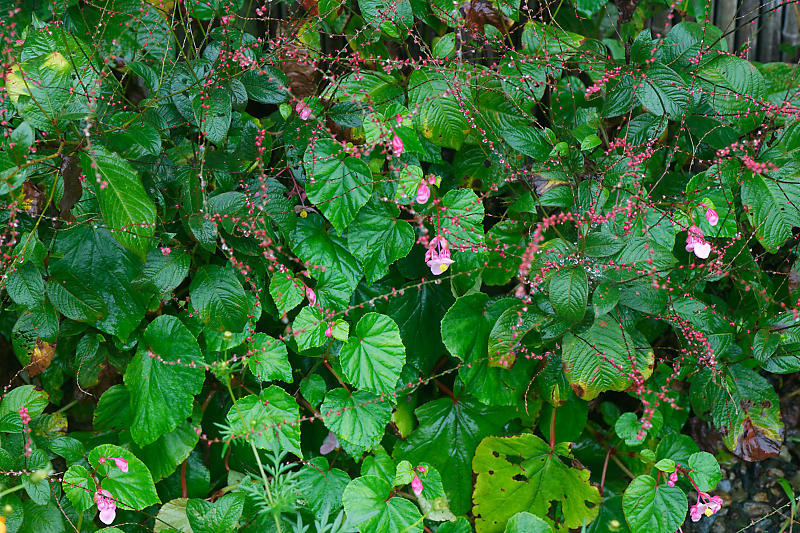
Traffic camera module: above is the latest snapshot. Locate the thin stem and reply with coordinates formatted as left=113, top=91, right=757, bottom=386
left=0, top=483, right=26, bottom=499
left=249, top=440, right=282, bottom=533
left=55, top=399, right=79, bottom=414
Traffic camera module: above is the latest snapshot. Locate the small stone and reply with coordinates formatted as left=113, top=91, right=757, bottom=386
left=752, top=492, right=769, bottom=503
left=743, top=502, right=772, bottom=517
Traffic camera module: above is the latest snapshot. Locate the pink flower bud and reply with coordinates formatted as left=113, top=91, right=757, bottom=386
left=113, top=458, right=128, bottom=473
left=325, top=325, right=332, bottom=337
left=706, top=208, right=719, bottom=226
left=305, top=287, right=316, bottom=306
left=392, top=134, right=403, bottom=155
left=411, top=475, right=423, bottom=496
left=416, top=182, right=430, bottom=204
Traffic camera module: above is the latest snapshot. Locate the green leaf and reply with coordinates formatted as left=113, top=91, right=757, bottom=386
left=225, top=386, right=302, bottom=456
left=487, top=303, right=546, bottom=369
left=124, top=419, right=200, bottom=482
left=473, top=434, right=601, bottom=532
left=186, top=493, right=245, bottom=533
left=124, top=315, right=205, bottom=445
left=505, top=512, right=554, bottom=533
left=189, top=265, right=250, bottom=333
left=240, top=66, right=289, bottom=104
left=63, top=465, right=96, bottom=512
left=408, top=69, right=470, bottom=149
left=342, top=476, right=423, bottom=532
left=687, top=451, right=720, bottom=492
left=296, top=456, right=351, bottom=518
left=292, top=305, right=328, bottom=351
left=339, top=313, right=406, bottom=396
left=290, top=214, right=363, bottom=311
left=137, top=248, right=190, bottom=294
left=81, top=145, right=157, bottom=259
left=622, top=475, right=686, bottom=533
left=47, top=226, right=150, bottom=341
left=741, top=166, right=800, bottom=251
left=346, top=199, right=414, bottom=283
left=153, top=499, right=191, bottom=533
left=88, top=444, right=160, bottom=509
left=304, top=138, right=373, bottom=233
left=94, top=385, right=132, bottom=431
left=5, top=262, right=44, bottom=307
left=592, top=282, right=620, bottom=317
left=394, top=397, right=513, bottom=514
left=440, top=189, right=485, bottom=250
left=269, top=271, right=305, bottom=316
left=321, top=388, right=392, bottom=457
left=698, top=54, right=766, bottom=130
left=636, top=63, right=689, bottom=119
left=443, top=295, right=535, bottom=405
left=548, top=267, right=588, bottom=323
left=561, top=315, right=654, bottom=400
left=246, top=333, right=292, bottom=383
left=192, top=88, right=231, bottom=144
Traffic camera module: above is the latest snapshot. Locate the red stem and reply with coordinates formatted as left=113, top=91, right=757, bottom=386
left=549, top=407, right=557, bottom=452
left=181, top=460, right=188, bottom=498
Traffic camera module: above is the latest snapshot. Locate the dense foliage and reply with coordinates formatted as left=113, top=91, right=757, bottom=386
left=1, top=0, right=799, bottom=531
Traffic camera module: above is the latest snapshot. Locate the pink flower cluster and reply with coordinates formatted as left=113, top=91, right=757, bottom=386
left=94, top=488, right=116, bottom=525
left=296, top=101, right=311, bottom=120
left=425, top=235, right=454, bottom=275
left=666, top=467, right=678, bottom=487
left=18, top=406, right=30, bottom=425
left=685, top=225, right=710, bottom=259
left=689, top=491, right=723, bottom=522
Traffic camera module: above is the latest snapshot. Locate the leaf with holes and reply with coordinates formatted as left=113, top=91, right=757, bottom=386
left=472, top=434, right=601, bottom=532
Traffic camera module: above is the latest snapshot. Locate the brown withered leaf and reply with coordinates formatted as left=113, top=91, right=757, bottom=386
left=27, top=339, right=55, bottom=377
left=276, top=22, right=318, bottom=99
left=617, top=0, right=640, bottom=25
left=22, top=182, right=44, bottom=216
left=459, top=0, right=511, bottom=37
left=733, top=417, right=782, bottom=462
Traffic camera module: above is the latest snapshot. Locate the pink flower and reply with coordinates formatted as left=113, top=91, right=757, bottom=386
left=667, top=468, right=678, bottom=487
left=425, top=236, right=454, bottom=275
left=706, top=208, right=719, bottom=226
left=160, top=247, right=171, bottom=257
left=18, top=406, right=30, bottom=425
left=325, top=325, right=332, bottom=337
left=305, top=287, right=316, bottom=306
left=690, top=491, right=723, bottom=522
left=392, top=134, right=403, bottom=156
left=685, top=225, right=711, bottom=259
left=94, top=488, right=116, bottom=525
left=416, top=182, right=430, bottom=204
left=319, top=431, right=339, bottom=455
left=296, top=101, right=311, bottom=120
left=395, top=114, right=403, bottom=127
left=114, top=458, right=128, bottom=473
left=411, top=475, right=423, bottom=496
